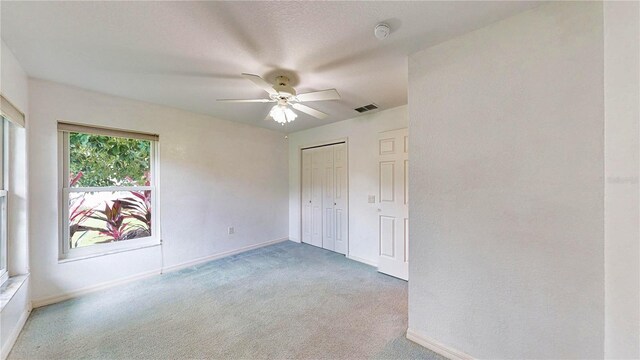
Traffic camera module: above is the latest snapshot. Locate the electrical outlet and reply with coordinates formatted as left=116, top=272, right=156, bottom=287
left=368, top=195, right=376, bottom=203
left=228, top=227, right=234, bottom=235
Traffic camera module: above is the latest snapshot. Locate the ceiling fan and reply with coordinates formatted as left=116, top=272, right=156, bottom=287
left=217, top=73, right=340, bottom=124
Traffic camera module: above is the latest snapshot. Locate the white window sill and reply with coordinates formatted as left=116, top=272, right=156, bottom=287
left=59, top=241, right=161, bottom=263
left=0, top=274, right=29, bottom=312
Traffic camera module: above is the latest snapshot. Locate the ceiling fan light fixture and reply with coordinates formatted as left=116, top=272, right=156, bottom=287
left=270, top=104, right=297, bottom=124
left=284, top=107, right=297, bottom=121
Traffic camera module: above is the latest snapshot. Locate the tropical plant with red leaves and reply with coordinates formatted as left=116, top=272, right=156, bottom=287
left=69, top=171, right=152, bottom=244
left=69, top=196, right=94, bottom=247
left=87, top=200, right=135, bottom=242
left=69, top=171, right=84, bottom=186
left=68, top=172, right=95, bottom=247
left=120, top=191, right=151, bottom=236
left=120, top=172, right=152, bottom=237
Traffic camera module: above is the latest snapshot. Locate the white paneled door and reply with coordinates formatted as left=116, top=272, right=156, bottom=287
left=378, top=128, right=408, bottom=280
left=301, top=143, right=347, bottom=255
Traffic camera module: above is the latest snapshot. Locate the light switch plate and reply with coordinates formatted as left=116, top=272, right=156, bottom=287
left=368, top=195, right=376, bottom=203
left=228, top=227, right=234, bottom=235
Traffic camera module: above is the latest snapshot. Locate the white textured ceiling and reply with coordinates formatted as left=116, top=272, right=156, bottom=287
left=1, top=1, right=539, bottom=132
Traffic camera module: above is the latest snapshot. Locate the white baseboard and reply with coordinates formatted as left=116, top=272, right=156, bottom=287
left=346, top=254, right=378, bottom=268
left=32, top=237, right=289, bottom=308
left=31, top=269, right=161, bottom=308
left=1, top=305, right=31, bottom=360
left=161, top=237, right=289, bottom=273
left=406, top=328, right=474, bottom=360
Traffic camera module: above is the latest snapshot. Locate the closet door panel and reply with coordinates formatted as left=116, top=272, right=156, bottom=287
left=301, top=150, right=313, bottom=244
left=310, top=148, right=324, bottom=248
left=322, top=146, right=335, bottom=251
left=333, top=143, right=347, bottom=255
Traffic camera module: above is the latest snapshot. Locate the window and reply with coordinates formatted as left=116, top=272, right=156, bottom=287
left=59, top=123, right=160, bottom=259
left=1, top=94, right=25, bottom=284
left=0, top=119, right=7, bottom=284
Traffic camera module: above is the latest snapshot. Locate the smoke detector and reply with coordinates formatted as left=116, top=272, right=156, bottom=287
left=374, top=23, right=390, bottom=40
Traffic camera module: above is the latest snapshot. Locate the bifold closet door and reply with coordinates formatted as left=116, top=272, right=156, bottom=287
left=301, top=143, right=347, bottom=255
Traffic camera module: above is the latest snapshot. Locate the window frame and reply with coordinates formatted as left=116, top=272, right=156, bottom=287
left=58, top=126, right=161, bottom=261
left=0, top=119, right=8, bottom=284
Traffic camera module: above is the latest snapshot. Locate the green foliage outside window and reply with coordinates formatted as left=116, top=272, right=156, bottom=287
left=69, top=132, right=150, bottom=187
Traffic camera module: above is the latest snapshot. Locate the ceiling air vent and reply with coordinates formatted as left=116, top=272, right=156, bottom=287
left=354, top=103, right=379, bottom=113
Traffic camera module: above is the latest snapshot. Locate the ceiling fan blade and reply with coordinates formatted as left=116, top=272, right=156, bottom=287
left=291, top=103, right=328, bottom=119
left=296, top=89, right=341, bottom=102
left=242, top=73, right=277, bottom=95
left=216, top=98, right=274, bottom=103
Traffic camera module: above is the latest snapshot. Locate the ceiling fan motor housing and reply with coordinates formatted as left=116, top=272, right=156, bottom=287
left=272, top=75, right=296, bottom=97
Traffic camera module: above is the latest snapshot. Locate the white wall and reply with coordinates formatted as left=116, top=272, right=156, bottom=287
left=604, top=2, right=640, bottom=358
left=288, top=106, right=406, bottom=265
left=0, top=41, right=27, bottom=113
left=407, top=2, right=605, bottom=358
left=0, top=40, right=30, bottom=359
left=28, top=79, right=289, bottom=303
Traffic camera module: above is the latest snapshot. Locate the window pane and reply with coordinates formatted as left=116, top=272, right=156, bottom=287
left=0, top=119, right=4, bottom=189
left=69, top=132, right=151, bottom=187
left=0, top=120, right=6, bottom=276
left=69, top=190, right=152, bottom=249
left=0, top=195, right=6, bottom=272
